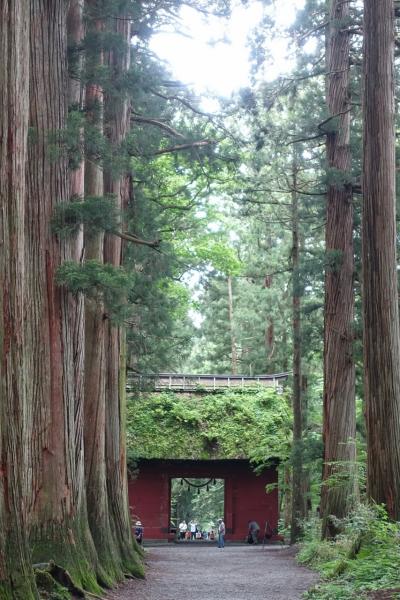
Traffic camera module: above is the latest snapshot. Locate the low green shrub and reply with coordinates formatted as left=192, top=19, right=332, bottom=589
left=299, top=504, right=400, bottom=600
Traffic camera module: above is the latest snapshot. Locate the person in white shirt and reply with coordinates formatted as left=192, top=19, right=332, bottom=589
left=189, top=519, right=197, bottom=540
left=178, top=520, right=187, bottom=540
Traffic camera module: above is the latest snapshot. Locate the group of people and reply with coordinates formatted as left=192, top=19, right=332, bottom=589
left=135, top=517, right=274, bottom=547
left=178, top=518, right=226, bottom=547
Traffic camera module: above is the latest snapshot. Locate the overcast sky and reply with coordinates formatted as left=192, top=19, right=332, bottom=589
left=150, top=0, right=308, bottom=99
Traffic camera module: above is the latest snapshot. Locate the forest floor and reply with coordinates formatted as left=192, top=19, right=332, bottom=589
left=106, top=544, right=318, bottom=600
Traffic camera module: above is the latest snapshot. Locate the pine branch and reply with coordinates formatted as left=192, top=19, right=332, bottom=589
left=287, top=132, right=325, bottom=145
left=149, top=89, right=212, bottom=118
left=131, top=115, right=185, bottom=138
left=151, top=140, right=216, bottom=156
left=287, top=108, right=352, bottom=145
left=297, top=21, right=328, bottom=43
left=112, top=230, right=160, bottom=248
left=317, top=108, right=352, bottom=132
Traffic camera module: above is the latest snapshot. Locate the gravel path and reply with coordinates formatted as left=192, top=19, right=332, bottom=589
left=106, top=545, right=318, bottom=600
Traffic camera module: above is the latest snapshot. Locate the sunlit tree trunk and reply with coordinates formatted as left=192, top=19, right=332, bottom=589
left=362, top=0, right=400, bottom=519
left=321, top=0, right=356, bottom=539
left=0, top=3, right=38, bottom=597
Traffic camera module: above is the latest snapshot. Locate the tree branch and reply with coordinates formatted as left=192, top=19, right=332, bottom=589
left=149, top=89, right=212, bottom=118
left=112, top=230, right=160, bottom=248
left=131, top=115, right=185, bottom=138
left=151, top=139, right=216, bottom=156
left=317, top=107, right=352, bottom=132
left=287, top=132, right=325, bottom=145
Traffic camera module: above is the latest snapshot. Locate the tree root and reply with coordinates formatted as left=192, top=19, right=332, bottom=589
left=35, top=560, right=86, bottom=599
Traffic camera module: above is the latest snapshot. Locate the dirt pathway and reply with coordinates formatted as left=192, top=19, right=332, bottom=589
left=106, top=545, right=318, bottom=600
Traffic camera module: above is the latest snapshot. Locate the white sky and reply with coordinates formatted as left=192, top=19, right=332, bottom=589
left=150, top=0, right=307, bottom=99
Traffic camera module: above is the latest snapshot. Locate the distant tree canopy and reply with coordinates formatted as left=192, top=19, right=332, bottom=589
left=127, top=387, right=292, bottom=464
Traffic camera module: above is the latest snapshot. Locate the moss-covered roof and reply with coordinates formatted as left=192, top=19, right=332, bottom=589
left=126, top=386, right=291, bottom=464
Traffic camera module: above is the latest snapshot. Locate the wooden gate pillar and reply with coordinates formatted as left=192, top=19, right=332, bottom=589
left=225, top=476, right=234, bottom=534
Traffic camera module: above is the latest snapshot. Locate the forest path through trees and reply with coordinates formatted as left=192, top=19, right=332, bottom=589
left=106, top=545, right=318, bottom=600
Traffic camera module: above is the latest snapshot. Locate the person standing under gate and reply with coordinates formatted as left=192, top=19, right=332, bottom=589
left=189, top=519, right=197, bottom=540
left=247, top=520, right=260, bottom=544
left=217, top=518, right=225, bottom=548
left=178, top=519, right=187, bottom=540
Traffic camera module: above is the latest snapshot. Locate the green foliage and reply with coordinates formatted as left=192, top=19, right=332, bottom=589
left=126, top=387, right=291, bottom=463
left=324, top=167, right=353, bottom=189
left=52, top=195, right=119, bottom=238
left=56, top=260, right=131, bottom=321
left=299, top=505, right=400, bottom=599
left=171, top=478, right=224, bottom=530
left=66, top=109, right=85, bottom=170
left=195, top=239, right=242, bottom=275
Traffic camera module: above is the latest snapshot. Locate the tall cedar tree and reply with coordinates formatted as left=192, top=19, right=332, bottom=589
left=227, top=275, right=238, bottom=374
left=103, top=13, right=141, bottom=571
left=290, top=150, right=305, bottom=543
left=25, top=0, right=101, bottom=589
left=0, top=2, right=38, bottom=597
left=83, top=2, right=126, bottom=583
left=362, top=0, right=400, bottom=519
left=321, top=0, right=356, bottom=538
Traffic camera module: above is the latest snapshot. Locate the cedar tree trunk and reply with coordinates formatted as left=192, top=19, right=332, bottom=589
left=321, top=0, right=356, bottom=539
left=0, top=3, right=38, bottom=597
left=362, top=0, right=400, bottom=519
left=25, top=1, right=99, bottom=591
left=103, top=15, right=144, bottom=576
left=83, top=4, right=123, bottom=582
left=290, top=153, right=305, bottom=543
left=227, top=275, right=238, bottom=374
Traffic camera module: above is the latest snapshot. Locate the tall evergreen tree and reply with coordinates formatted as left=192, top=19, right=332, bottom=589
left=362, top=0, right=400, bottom=520
left=103, top=8, right=141, bottom=573
left=25, top=0, right=100, bottom=588
left=290, top=147, right=306, bottom=543
left=0, top=3, right=37, bottom=597
left=321, top=0, right=357, bottom=539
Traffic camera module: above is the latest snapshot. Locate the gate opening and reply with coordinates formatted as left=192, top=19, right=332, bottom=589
left=170, top=477, right=224, bottom=540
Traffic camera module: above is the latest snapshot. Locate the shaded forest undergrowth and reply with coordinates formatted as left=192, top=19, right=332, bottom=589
left=298, top=505, right=400, bottom=600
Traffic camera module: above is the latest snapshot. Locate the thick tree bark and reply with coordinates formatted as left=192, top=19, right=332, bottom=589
left=25, top=1, right=100, bottom=591
left=321, top=0, right=356, bottom=539
left=103, top=15, right=144, bottom=576
left=363, top=0, right=400, bottom=519
left=0, top=3, right=38, bottom=597
left=67, top=0, right=86, bottom=517
left=83, top=5, right=124, bottom=583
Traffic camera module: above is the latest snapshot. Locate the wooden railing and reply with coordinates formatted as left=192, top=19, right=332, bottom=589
left=126, top=372, right=289, bottom=392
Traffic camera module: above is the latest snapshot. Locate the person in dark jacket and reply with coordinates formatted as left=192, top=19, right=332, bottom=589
left=135, top=520, right=144, bottom=544
left=247, top=520, right=260, bottom=544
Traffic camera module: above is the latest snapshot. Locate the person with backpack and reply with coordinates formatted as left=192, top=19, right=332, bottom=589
left=247, top=520, right=260, bottom=544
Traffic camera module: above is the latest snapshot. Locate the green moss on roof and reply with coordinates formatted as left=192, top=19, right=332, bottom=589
left=127, top=387, right=291, bottom=464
